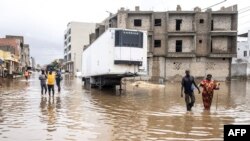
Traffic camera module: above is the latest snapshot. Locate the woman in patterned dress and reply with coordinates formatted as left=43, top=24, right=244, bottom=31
left=199, top=74, right=220, bottom=110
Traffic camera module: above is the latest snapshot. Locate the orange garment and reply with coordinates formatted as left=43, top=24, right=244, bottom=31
left=200, top=80, right=219, bottom=110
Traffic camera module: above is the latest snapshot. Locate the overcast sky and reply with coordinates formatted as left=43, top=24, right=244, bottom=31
left=0, top=0, right=249, bottom=65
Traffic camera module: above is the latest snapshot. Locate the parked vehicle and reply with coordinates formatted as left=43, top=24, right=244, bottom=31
left=82, top=28, right=147, bottom=88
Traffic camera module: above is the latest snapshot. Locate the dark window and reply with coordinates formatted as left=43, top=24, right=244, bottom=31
left=244, top=51, right=247, bottom=57
left=134, top=19, right=142, bottom=27
left=68, top=45, right=71, bottom=51
left=154, top=19, right=161, bottom=26
left=176, top=19, right=182, bottom=31
left=199, top=40, right=202, bottom=43
left=176, top=40, right=182, bottom=52
left=68, top=37, right=71, bottom=42
left=200, top=19, right=204, bottom=23
left=154, top=40, right=161, bottom=48
left=211, top=40, right=213, bottom=52
left=68, top=29, right=71, bottom=34
left=211, top=20, right=214, bottom=30
left=115, top=30, right=143, bottom=48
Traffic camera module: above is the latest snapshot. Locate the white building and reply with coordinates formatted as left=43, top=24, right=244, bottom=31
left=64, top=22, right=95, bottom=74
left=233, top=30, right=250, bottom=63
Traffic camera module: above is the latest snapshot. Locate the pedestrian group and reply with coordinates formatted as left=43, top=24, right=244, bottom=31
left=39, top=69, right=63, bottom=97
left=181, top=70, right=220, bottom=111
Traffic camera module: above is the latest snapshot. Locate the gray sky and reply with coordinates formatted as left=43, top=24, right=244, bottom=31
left=0, top=0, right=249, bottom=65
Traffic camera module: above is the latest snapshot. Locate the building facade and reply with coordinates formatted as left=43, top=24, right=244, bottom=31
left=64, top=22, right=95, bottom=73
left=91, top=5, right=237, bottom=81
left=5, top=35, right=31, bottom=71
left=233, top=30, right=250, bottom=63
left=23, top=44, right=30, bottom=69
left=30, top=56, right=36, bottom=70
left=0, top=38, right=21, bottom=76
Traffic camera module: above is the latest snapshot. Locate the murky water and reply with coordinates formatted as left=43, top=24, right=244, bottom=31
left=0, top=73, right=250, bottom=141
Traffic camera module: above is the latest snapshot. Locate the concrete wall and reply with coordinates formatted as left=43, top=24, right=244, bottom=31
left=127, top=14, right=152, bottom=31
left=153, top=34, right=166, bottom=56
left=165, top=57, right=230, bottom=81
left=231, top=63, right=247, bottom=78
left=168, top=14, right=194, bottom=32
left=168, top=36, right=194, bottom=52
left=151, top=57, right=165, bottom=80
left=153, top=12, right=167, bottom=56
left=117, top=12, right=128, bottom=29
left=212, top=37, right=228, bottom=53
left=213, top=15, right=232, bottom=30
left=195, top=12, right=210, bottom=56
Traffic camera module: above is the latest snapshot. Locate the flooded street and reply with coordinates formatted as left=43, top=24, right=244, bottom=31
left=0, top=73, right=250, bottom=141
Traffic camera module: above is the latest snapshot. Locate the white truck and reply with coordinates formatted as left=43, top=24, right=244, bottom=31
left=82, top=28, right=147, bottom=88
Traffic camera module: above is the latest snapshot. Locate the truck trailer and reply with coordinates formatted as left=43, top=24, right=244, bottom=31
left=82, top=28, right=147, bottom=88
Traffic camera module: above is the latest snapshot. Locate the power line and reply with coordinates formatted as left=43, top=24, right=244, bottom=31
left=239, top=6, right=250, bottom=11
left=239, top=8, right=250, bottom=14
left=239, top=13, right=250, bottom=18
left=202, top=0, right=227, bottom=10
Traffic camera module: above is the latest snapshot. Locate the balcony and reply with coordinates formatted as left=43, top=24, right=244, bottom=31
left=208, top=53, right=236, bottom=58
left=167, top=32, right=195, bottom=36
left=166, top=52, right=196, bottom=58
left=210, top=31, right=237, bottom=36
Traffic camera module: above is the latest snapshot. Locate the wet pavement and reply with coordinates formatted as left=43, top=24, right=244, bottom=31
left=0, top=73, right=250, bottom=141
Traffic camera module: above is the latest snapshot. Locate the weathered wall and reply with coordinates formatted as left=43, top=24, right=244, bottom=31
left=231, top=63, right=247, bottom=77
left=212, top=37, right=228, bottom=53
left=168, top=36, right=194, bottom=52
left=153, top=34, right=166, bottom=56
left=127, top=14, right=152, bottom=31
left=117, top=12, right=128, bottom=29
left=151, top=57, right=165, bottom=80
left=195, top=12, right=210, bottom=56
left=168, top=14, right=194, bottom=32
left=213, top=15, right=232, bottom=30
left=165, top=57, right=230, bottom=81
left=153, top=12, right=166, bottom=56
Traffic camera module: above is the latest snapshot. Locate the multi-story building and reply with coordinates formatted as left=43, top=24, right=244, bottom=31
left=5, top=35, right=30, bottom=71
left=90, top=5, right=237, bottom=81
left=30, top=56, right=36, bottom=70
left=233, top=30, right=250, bottom=63
left=64, top=22, right=95, bottom=73
left=23, top=44, right=30, bottom=69
left=0, top=38, right=21, bottom=76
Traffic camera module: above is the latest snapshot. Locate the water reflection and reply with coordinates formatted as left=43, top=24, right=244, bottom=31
left=0, top=74, right=250, bottom=141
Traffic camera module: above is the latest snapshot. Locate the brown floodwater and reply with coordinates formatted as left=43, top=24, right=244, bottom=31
left=0, top=73, right=250, bottom=141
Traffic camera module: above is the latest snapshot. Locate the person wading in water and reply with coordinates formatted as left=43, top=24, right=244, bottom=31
left=199, top=74, right=220, bottom=110
left=181, top=70, right=201, bottom=111
left=39, top=70, right=47, bottom=95
left=47, top=70, right=55, bottom=97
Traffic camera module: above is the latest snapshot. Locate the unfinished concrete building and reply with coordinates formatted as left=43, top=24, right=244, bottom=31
left=90, top=5, right=237, bottom=81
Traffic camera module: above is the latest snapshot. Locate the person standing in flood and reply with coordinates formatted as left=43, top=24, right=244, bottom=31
left=199, top=74, right=220, bottom=110
left=47, top=70, right=55, bottom=97
left=181, top=70, right=201, bottom=111
left=55, top=70, right=63, bottom=93
left=39, top=70, right=47, bottom=95
left=24, top=70, right=29, bottom=81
